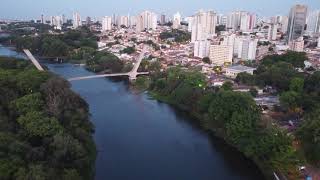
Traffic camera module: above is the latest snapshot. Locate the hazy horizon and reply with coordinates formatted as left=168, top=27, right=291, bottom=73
left=1, top=0, right=319, bottom=20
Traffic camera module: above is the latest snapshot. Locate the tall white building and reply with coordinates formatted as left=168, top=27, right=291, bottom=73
left=287, top=5, right=308, bottom=42
left=117, top=15, right=130, bottom=28
left=227, top=11, right=242, bottom=30
left=209, top=45, right=233, bottom=65
left=191, top=10, right=217, bottom=42
left=237, top=38, right=258, bottom=60
left=306, top=10, right=320, bottom=36
left=173, top=12, right=181, bottom=29
left=185, top=17, right=194, bottom=32
left=102, top=16, right=112, bottom=31
left=240, top=12, right=256, bottom=32
left=281, top=16, right=289, bottom=33
left=317, top=37, right=320, bottom=48
left=51, top=16, right=62, bottom=30
left=136, top=11, right=157, bottom=32
left=73, top=12, right=82, bottom=29
left=194, top=40, right=210, bottom=58
left=268, top=23, right=278, bottom=41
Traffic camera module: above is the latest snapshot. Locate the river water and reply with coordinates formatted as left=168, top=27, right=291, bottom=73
left=0, top=45, right=265, bottom=180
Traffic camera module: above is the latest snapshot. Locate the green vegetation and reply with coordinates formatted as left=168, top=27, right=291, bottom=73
left=7, top=27, right=97, bottom=58
left=159, top=29, right=191, bottom=43
left=120, top=46, right=136, bottom=54
left=202, top=57, right=211, bottom=64
left=235, top=51, right=320, bottom=170
left=86, top=51, right=124, bottom=73
left=146, top=66, right=304, bottom=179
left=0, top=57, right=96, bottom=180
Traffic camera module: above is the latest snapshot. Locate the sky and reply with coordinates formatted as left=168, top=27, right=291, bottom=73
left=0, top=0, right=319, bottom=20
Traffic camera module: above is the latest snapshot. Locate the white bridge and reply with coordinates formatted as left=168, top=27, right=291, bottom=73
left=23, top=49, right=45, bottom=71
left=68, top=45, right=149, bottom=81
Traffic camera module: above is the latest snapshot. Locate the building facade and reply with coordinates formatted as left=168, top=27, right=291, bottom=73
left=209, top=45, right=233, bottom=65
left=287, top=5, right=308, bottom=42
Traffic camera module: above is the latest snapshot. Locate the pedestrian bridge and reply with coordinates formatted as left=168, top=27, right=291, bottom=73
left=68, top=45, right=149, bottom=81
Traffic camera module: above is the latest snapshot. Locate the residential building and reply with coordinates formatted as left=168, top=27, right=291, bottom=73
left=73, top=12, right=82, bottom=29
left=281, top=16, right=289, bottom=33
left=268, top=23, right=278, bottom=41
left=209, top=44, right=233, bottom=65
left=194, top=40, right=210, bottom=58
left=225, top=65, right=256, bottom=78
left=306, top=10, right=320, bottom=36
left=102, top=16, right=112, bottom=31
left=240, top=12, right=256, bottom=32
left=287, top=4, right=308, bottom=42
left=117, top=16, right=129, bottom=28
left=191, top=10, right=217, bottom=42
left=173, top=12, right=181, bottom=29
left=51, top=16, right=62, bottom=30
left=237, top=38, right=258, bottom=60
left=318, top=37, right=320, bottom=48
left=160, top=14, right=166, bottom=25
left=136, top=11, right=157, bottom=32
left=289, top=36, right=304, bottom=52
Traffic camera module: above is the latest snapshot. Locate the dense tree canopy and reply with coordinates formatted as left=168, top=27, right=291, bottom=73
left=0, top=57, right=96, bottom=180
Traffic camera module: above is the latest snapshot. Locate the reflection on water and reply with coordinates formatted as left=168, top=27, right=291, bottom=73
left=0, top=46, right=265, bottom=180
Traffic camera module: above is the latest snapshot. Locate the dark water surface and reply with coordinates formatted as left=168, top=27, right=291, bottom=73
left=0, top=45, right=265, bottom=180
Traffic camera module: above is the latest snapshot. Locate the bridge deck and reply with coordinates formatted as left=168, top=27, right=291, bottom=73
left=23, top=49, right=44, bottom=71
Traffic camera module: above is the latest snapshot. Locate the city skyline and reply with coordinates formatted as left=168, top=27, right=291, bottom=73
left=1, top=0, right=320, bottom=20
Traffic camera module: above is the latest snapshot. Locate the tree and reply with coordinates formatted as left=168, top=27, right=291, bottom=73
left=235, top=72, right=256, bottom=86
left=202, top=57, right=211, bottom=64
left=289, top=77, right=304, bottom=93
left=220, top=81, right=233, bottom=91
left=280, top=91, right=301, bottom=112
left=249, top=88, right=258, bottom=97
left=296, top=109, right=320, bottom=166
left=17, top=111, right=62, bottom=137
left=11, top=93, right=44, bottom=115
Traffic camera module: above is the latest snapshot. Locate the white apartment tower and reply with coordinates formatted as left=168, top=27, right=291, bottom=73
left=136, top=11, right=157, bottom=32
left=306, top=10, right=320, bottom=36
left=73, top=12, right=82, bottom=29
left=268, top=24, right=278, bottom=41
left=102, top=16, right=112, bottom=31
left=173, top=12, right=181, bottom=29
left=191, top=10, right=217, bottom=42
left=317, top=37, right=320, bottom=48
left=194, top=40, right=210, bottom=58
left=238, top=38, right=258, bottom=60
left=51, top=16, right=62, bottom=30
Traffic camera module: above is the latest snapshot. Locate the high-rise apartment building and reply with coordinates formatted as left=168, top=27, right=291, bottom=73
left=306, top=10, right=320, bottom=36
left=160, top=14, right=166, bottom=25
left=287, top=5, right=308, bottom=43
left=173, top=12, right=181, bottom=29
left=117, top=16, right=130, bottom=28
left=194, top=40, right=210, bottom=58
left=136, top=11, right=157, bottom=32
left=281, top=16, right=289, bottom=33
left=317, top=37, right=320, bottom=48
left=102, top=16, right=112, bottom=31
left=239, top=12, right=256, bottom=32
left=209, top=45, right=233, bottom=65
left=191, top=10, right=217, bottom=42
left=51, top=16, right=62, bottom=30
left=268, top=24, right=278, bottom=41
left=73, top=12, right=82, bottom=29
left=237, top=38, right=258, bottom=60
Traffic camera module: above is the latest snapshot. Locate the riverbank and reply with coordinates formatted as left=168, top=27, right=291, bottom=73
left=149, top=90, right=276, bottom=180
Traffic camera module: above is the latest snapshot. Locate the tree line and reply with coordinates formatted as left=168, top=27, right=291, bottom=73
left=0, top=57, right=96, bottom=180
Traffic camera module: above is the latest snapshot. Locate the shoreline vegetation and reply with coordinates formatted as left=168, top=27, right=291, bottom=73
left=0, top=57, right=96, bottom=180
left=2, top=26, right=320, bottom=180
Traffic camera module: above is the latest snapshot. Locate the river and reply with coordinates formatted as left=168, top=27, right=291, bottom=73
left=0, top=45, right=265, bottom=180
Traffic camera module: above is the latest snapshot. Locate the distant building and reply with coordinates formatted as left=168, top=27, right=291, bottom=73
left=225, top=65, right=256, bottom=78
left=51, top=16, right=62, bottom=30
left=102, top=16, right=112, bottom=31
left=287, top=4, right=308, bottom=43
left=237, top=38, right=258, bottom=60
left=306, top=10, right=320, bottom=36
left=318, top=37, right=320, bottom=48
left=191, top=10, right=217, bottom=42
left=289, top=36, right=304, bottom=52
left=194, top=40, right=210, bottom=58
left=268, top=23, right=278, bottom=41
left=160, top=14, right=166, bottom=25
left=73, top=12, right=82, bottom=29
left=209, top=44, right=233, bottom=65
left=136, top=10, right=157, bottom=32
left=239, top=12, right=256, bottom=32
left=86, top=16, right=91, bottom=26
left=117, top=15, right=129, bottom=28
left=281, top=16, right=289, bottom=33
left=173, top=12, right=181, bottom=29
